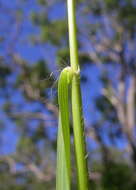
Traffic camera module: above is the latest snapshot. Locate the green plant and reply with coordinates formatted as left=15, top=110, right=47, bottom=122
left=56, top=0, right=89, bottom=189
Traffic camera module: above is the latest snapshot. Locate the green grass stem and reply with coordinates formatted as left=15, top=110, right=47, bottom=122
left=67, top=0, right=89, bottom=189
left=56, top=0, right=89, bottom=189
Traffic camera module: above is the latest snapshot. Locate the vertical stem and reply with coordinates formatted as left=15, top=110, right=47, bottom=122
left=67, top=0, right=79, bottom=71
left=67, top=0, right=89, bottom=189
left=72, top=76, right=89, bottom=189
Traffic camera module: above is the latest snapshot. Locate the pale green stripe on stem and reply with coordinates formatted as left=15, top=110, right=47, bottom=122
left=67, top=0, right=89, bottom=189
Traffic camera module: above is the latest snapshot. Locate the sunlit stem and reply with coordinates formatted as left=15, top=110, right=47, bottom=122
left=67, top=0, right=89, bottom=189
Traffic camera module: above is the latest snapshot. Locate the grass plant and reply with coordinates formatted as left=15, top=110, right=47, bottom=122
left=56, top=0, right=89, bottom=189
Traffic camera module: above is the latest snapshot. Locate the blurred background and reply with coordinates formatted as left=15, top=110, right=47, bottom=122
left=0, top=0, right=136, bottom=189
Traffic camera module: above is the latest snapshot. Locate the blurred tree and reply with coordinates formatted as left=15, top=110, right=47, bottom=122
left=83, top=0, right=136, bottom=166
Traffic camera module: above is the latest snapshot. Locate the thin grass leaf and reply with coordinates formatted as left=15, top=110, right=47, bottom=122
left=56, top=67, right=73, bottom=190
left=56, top=117, right=70, bottom=190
